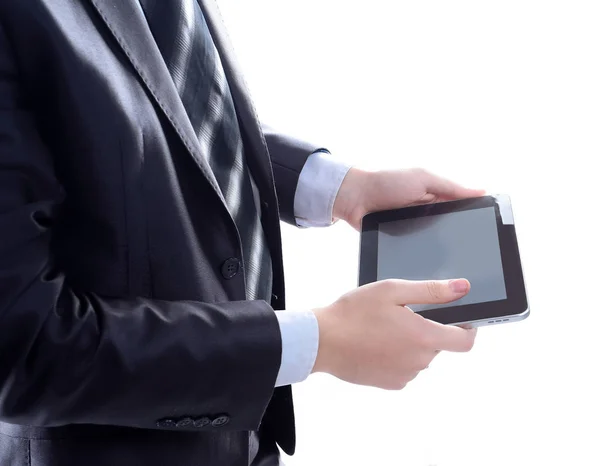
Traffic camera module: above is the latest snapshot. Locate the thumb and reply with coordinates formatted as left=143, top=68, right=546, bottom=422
left=383, top=278, right=471, bottom=306
left=423, top=172, right=486, bottom=200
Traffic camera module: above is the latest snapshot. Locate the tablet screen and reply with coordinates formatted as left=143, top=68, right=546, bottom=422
left=377, top=207, right=507, bottom=312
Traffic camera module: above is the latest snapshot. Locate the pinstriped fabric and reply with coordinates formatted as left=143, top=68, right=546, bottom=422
left=139, top=0, right=272, bottom=301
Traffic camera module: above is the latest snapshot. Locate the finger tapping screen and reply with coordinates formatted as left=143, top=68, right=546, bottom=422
left=377, top=207, right=507, bottom=312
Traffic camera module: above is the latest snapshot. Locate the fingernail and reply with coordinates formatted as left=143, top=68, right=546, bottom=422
left=450, top=279, right=469, bottom=294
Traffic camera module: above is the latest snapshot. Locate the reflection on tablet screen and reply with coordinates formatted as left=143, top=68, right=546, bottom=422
left=377, top=207, right=507, bottom=312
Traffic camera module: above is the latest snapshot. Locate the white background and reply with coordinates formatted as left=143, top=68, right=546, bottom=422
left=217, top=1, right=600, bottom=465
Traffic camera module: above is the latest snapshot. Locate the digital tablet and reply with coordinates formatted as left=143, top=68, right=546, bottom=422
left=358, top=195, right=529, bottom=327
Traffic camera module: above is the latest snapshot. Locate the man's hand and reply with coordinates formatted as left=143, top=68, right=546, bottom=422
left=333, top=167, right=486, bottom=230
left=312, top=279, right=477, bottom=390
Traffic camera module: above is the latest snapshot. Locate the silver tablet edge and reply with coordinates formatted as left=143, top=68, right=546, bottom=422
left=449, top=306, right=530, bottom=328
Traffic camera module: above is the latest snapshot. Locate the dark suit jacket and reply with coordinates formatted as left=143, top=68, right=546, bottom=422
left=0, top=1, right=324, bottom=464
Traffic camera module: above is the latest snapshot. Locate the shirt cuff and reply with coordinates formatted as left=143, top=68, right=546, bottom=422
left=294, top=150, right=353, bottom=228
left=274, top=310, right=319, bottom=387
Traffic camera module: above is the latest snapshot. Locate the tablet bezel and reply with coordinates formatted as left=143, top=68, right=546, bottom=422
left=359, top=195, right=528, bottom=325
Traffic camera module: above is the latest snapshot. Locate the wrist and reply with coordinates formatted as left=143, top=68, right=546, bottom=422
left=311, top=306, right=337, bottom=375
left=332, top=168, right=372, bottom=226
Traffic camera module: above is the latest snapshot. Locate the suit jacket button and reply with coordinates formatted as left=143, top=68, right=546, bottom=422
left=156, top=418, right=176, bottom=428
left=211, top=415, right=230, bottom=427
left=221, top=258, right=240, bottom=279
left=175, top=417, right=193, bottom=428
left=193, top=417, right=211, bottom=428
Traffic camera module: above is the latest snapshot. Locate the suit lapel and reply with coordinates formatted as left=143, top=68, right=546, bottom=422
left=87, top=0, right=227, bottom=207
left=197, top=0, right=278, bottom=203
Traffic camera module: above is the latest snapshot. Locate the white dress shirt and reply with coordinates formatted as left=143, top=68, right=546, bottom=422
left=274, top=151, right=352, bottom=387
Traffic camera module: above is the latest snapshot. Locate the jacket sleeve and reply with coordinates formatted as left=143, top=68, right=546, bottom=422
left=262, top=124, right=329, bottom=225
left=0, top=20, right=280, bottom=434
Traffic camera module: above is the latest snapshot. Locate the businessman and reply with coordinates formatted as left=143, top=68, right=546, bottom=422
left=0, top=1, right=484, bottom=465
